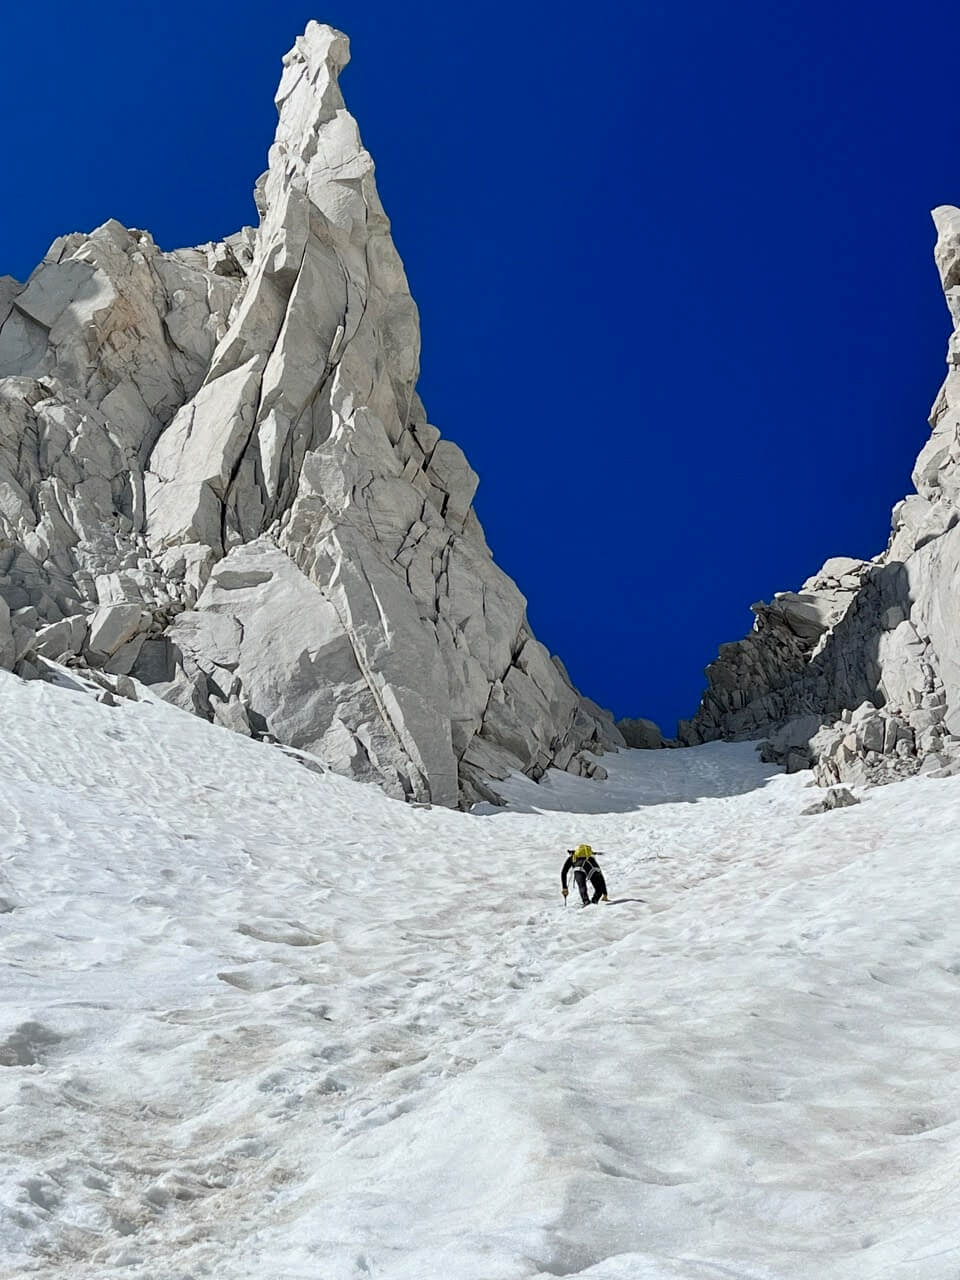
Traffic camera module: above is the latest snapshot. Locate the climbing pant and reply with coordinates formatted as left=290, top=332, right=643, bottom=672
left=575, top=867, right=607, bottom=905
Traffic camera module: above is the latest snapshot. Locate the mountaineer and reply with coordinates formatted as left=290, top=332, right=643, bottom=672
left=561, top=844, right=608, bottom=906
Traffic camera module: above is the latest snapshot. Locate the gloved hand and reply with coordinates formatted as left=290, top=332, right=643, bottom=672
left=561, top=888, right=568, bottom=898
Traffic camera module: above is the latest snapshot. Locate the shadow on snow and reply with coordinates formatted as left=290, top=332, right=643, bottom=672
left=474, top=741, right=783, bottom=816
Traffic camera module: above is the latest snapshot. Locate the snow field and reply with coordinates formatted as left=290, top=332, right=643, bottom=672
left=3, top=670, right=960, bottom=1277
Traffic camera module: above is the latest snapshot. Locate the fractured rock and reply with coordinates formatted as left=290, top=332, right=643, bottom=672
left=0, top=23, right=623, bottom=807
left=0, top=598, right=14, bottom=671
left=617, top=717, right=665, bottom=749
left=802, top=786, right=861, bottom=816
left=86, top=603, right=150, bottom=659
left=683, top=202, right=960, bottom=790
left=34, top=614, right=87, bottom=660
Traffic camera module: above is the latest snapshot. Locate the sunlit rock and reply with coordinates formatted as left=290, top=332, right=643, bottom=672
left=0, top=22, right=623, bottom=806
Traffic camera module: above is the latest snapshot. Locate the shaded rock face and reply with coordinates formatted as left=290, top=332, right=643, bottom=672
left=0, top=22, right=622, bottom=807
left=681, top=205, right=960, bottom=784
left=616, top=717, right=664, bottom=749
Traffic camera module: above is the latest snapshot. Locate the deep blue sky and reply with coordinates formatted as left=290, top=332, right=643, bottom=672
left=2, top=1, right=958, bottom=732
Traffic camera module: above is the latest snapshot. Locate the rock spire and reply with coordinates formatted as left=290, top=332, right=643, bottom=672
left=0, top=22, right=622, bottom=806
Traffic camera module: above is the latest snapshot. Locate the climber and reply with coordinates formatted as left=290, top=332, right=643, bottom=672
left=561, top=844, right=608, bottom=906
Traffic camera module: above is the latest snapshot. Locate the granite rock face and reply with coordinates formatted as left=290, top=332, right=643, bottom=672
left=809, top=701, right=960, bottom=787
left=0, top=22, right=622, bottom=806
left=616, top=717, right=665, bottom=749
left=682, top=205, right=960, bottom=786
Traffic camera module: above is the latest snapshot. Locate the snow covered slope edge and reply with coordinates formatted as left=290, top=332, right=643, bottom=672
left=5, top=665, right=960, bottom=1278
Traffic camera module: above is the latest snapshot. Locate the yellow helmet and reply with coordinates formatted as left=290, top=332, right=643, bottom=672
left=574, top=844, right=593, bottom=859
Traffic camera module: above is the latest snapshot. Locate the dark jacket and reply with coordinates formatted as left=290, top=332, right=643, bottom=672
left=561, top=849, right=604, bottom=891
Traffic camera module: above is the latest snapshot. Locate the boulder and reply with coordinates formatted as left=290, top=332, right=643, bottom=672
left=802, top=786, right=861, bottom=816
left=616, top=717, right=665, bottom=749
left=759, top=713, right=825, bottom=771
left=86, top=604, right=150, bottom=658
left=34, top=615, right=88, bottom=659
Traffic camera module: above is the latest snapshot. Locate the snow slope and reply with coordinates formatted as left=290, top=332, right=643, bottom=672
left=3, top=670, right=960, bottom=1279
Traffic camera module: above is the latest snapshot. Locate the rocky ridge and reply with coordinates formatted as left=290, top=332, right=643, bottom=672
left=680, top=205, right=960, bottom=786
left=0, top=22, right=622, bottom=807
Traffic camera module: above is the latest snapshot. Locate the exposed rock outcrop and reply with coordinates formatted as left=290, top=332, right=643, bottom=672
left=679, top=557, right=874, bottom=745
left=809, top=701, right=960, bottom=786
left=617, top=716, right=665, bottom=749
left=0, top=22, right=622, bottom=806
left=801, top=785, right=860, bottom=816
left=681, top=204, right=960, bottom=786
